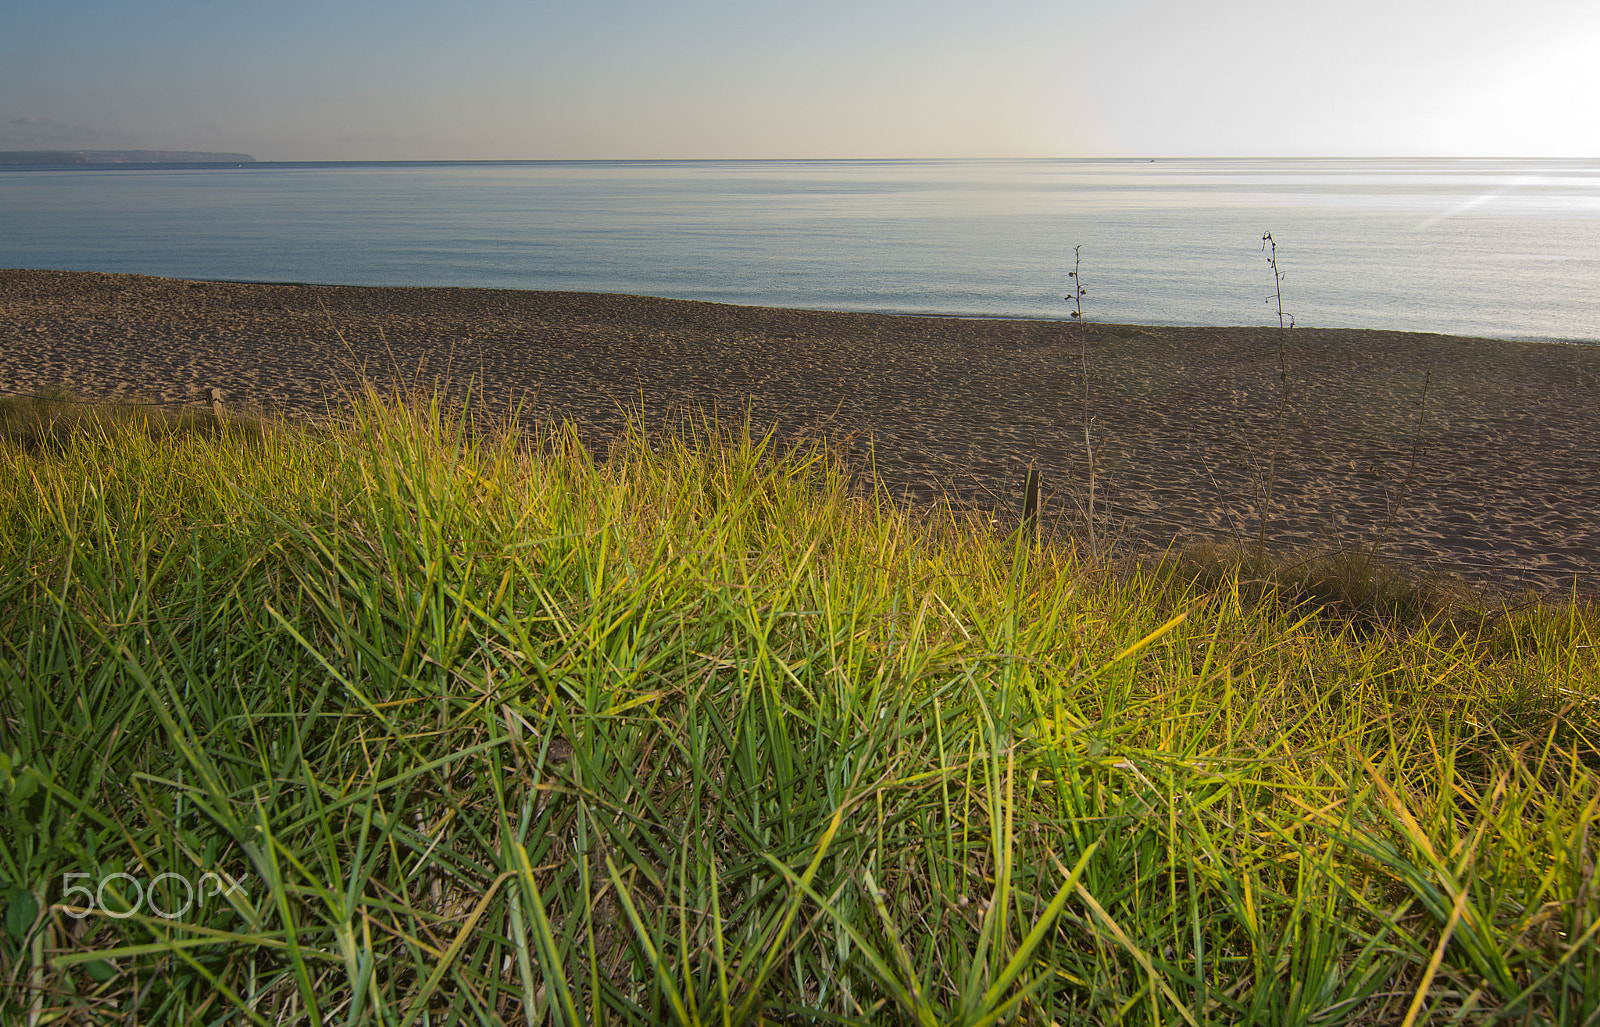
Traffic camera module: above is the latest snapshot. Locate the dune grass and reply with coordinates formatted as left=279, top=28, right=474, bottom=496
left=1, top=389, right=1597, bottom=1025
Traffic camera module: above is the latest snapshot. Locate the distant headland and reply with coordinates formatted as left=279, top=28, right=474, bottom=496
left=0, top=150, right=256, bottom=165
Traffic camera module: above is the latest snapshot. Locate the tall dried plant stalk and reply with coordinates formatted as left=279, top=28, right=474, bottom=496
left=1068, top=245, right=1098, bottom=562
left=1255, top=231, right=1294, bottom=568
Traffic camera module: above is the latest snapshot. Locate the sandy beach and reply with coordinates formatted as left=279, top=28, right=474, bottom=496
left=4, top=268, right=1597, bottom=597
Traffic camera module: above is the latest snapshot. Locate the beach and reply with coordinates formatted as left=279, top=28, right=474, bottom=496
left=4, top=268, right=1597, bottom=596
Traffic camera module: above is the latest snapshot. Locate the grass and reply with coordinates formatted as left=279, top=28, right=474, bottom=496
left=0, top=386, right=1597, bottom=1025
left=0, top=387, right=267, bottom=455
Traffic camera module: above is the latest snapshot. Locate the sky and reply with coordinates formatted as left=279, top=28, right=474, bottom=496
left=3, top=0, right=1599, bottom=161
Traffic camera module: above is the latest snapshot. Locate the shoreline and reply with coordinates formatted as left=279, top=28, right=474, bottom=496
left=5, top=268, right=1598, bottom=597
left=32, top=270, right=1600, bottom=349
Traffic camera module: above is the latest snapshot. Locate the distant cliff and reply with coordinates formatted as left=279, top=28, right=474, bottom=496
left=0, top=150, right=257, bottom=165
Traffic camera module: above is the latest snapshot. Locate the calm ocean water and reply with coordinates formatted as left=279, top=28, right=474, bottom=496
left=3, top=158, right=1598, bottom=343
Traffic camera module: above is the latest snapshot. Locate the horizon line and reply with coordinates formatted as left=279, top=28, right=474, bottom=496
left=6, top=154, right=1591, bottom=167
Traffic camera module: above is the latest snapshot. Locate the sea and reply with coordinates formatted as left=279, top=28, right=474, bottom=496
left=2, top=158, right=1598, bottom=344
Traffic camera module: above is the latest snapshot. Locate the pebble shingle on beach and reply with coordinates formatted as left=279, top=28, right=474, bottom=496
left=4, top=268, right=1598, bottom=596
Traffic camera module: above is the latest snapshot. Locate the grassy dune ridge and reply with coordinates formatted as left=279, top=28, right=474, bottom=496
left=0, top=389, right=1597, bottom=1024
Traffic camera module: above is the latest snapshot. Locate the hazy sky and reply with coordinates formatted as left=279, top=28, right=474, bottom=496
left=4, top=0, right=1598, bottom=160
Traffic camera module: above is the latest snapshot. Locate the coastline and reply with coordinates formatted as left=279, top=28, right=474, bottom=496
left=5, top=268, right=1598, bottom=596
